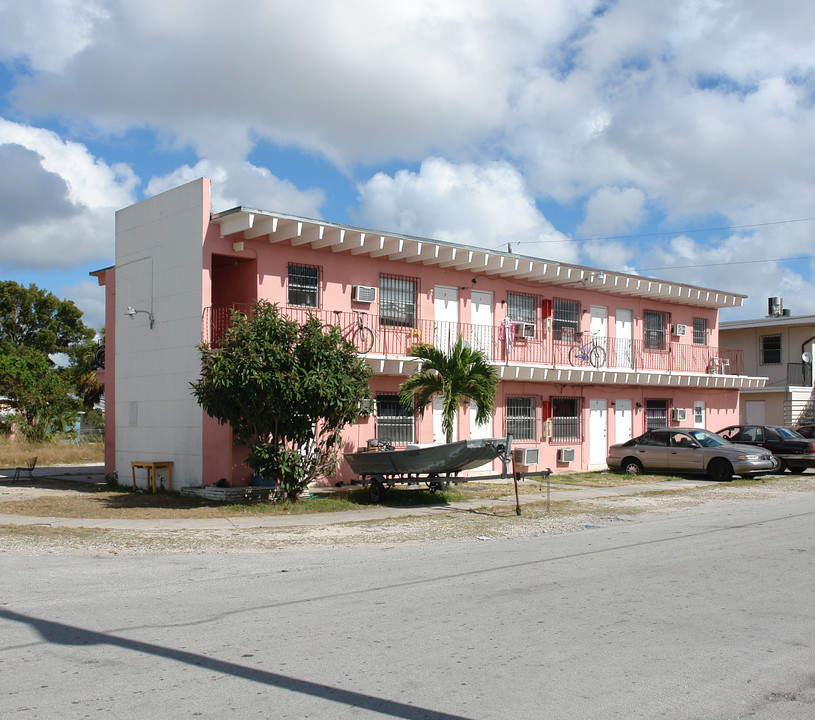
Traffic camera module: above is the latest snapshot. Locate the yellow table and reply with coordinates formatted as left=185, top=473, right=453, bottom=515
left=131, top=461, right=173, bottom=493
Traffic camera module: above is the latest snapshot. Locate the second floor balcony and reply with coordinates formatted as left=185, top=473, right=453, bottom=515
left=202, top=304, right=749, bottom=384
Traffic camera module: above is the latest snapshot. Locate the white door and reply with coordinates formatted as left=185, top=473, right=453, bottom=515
left=590, top=306, right=608, bottom=368
left=693, top=401, right=706, bottom=428
left=433, top=395, right=458, bottom=444
left=615, top=399, right=633, bottom=444
left=469, top=399, right=494, bottom=471
left=589, top=398, right=608, bottom=467
left=616, top=309, right=633, bottom=369
left=745, top=400, right=765, bottom=424
left=470, top=290, right=493, bottom=360
left=434, top=285, right=458, bottom=354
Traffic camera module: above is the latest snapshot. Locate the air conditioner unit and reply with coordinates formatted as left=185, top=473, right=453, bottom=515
left=672, top=323, right=687, bottom=337
left=352, top=285, right=377, bottom=303
left=513, top=447, right=539, bottom=466
left=671, top=408, right=687, bottom=421
left=513, top=322, right=536, bottom=338
left=557, top=447, right=575, bottom=462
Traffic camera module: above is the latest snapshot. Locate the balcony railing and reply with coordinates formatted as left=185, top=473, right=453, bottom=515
left=787, top=362, right=813, bottom=387
left=202, top=305, right=744, bottom=376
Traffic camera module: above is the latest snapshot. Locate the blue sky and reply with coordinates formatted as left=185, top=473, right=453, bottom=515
left=2, top=0, right=815, bottom=331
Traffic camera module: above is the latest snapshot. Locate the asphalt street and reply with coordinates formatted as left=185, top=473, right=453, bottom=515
left=2, top=489, right=814, bottom=719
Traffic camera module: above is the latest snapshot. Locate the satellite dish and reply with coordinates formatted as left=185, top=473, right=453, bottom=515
left=803, top=351, right=812, bottom=364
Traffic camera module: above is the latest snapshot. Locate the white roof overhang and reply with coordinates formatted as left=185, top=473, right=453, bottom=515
left=212, top=207, right=746, bottom=310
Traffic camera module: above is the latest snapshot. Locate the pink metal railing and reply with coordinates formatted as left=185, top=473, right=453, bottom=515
left=202, top=305, right=743, bottom=375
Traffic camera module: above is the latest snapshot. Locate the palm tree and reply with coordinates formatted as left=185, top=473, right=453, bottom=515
left=399, top=337, right=499, bottom=443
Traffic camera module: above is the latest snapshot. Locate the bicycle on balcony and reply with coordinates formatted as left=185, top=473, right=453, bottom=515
left=568, top=331, right=606, bottom=368
left=321, top=310, right=375, bottom=354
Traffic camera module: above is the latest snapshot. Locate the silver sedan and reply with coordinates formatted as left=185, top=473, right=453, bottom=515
left=606, top=428, right=778, bottom=481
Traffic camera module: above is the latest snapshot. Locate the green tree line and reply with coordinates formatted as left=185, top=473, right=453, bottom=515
left=0, top=281, right=103, bottom=442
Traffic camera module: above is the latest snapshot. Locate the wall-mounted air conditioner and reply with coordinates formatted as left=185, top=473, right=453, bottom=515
left=671, top=408, right=687, bottom=421
left=672, top=323, right=687, bottom=337
left=352, top=285, right=377, bottom=303
left=557, top=447, right=575, bottom=462
left=513, top=322, right=536, bottom=338
left=513, top=447, right=540, bottom=466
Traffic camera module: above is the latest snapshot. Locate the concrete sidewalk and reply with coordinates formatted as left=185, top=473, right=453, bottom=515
left=0, top=465, right=714, bottom=531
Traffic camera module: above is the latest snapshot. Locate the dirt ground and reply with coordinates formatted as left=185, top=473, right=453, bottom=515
left=2, top=475, right=813, bottom=556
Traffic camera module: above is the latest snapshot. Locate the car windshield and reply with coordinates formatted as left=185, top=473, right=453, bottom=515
left=688, top=429, right=729, bottom=447
left=776, top=427, right=804, bottom=439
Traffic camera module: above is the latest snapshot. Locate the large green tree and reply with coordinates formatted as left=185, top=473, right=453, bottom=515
left=0, top=281, right=93, bottom=355
left=191, top=301, right=372, bottom=498
left=0, top=282, right=97, bottom=440
left=399, top=337, right=499, bottom=443
left=0, top=346, right=79, bottom=441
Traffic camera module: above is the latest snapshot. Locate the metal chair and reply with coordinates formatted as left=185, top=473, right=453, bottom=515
left=12, top=457, right=37, bottom=481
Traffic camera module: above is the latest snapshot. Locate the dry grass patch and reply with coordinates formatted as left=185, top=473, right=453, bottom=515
left=0, top=438, right=104, bottom=468
left=0, top=480, right=360, bottom=519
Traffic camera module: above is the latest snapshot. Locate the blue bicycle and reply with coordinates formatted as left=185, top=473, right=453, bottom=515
left=568, top=332, right=606, bottom=368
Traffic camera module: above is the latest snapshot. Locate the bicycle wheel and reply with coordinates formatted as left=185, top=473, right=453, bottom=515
left=321, top=323, right=339, bottom=336
left=568, top=344, right=583, bottom=366
left=353, top=326, right=375, bottom=354
left=589, top=345, right=606, bottom=368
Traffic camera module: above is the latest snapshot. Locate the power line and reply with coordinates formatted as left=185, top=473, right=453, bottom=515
left=573, top=216, right=815, bottom=243
left=639, top=255, right=815, bottom=272
left=494, top=215, right=815, bottom=251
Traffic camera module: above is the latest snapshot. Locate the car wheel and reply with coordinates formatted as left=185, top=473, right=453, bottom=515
left=786, top=464, right=804, bottom=475
left=621, top=458, right=643, bottom=475
left=708, top=458, right=733, bottom=482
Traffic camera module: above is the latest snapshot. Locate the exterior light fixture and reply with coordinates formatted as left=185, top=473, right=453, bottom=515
left=126, top=305, right=155, bottom=329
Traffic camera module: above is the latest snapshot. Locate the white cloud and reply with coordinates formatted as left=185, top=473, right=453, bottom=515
left=63, top=278, right=107, bottom=332
left=579, top=186, right=645, bottom=236
left=355, top=157, right=576, bottom=262
left=0, top=118, right=137, bottom=268
left=3, top=1, right=815, bottom=319
left=8, top=0, right=595, bottom=165
left=145, top=160, right=325, bottom=217
left=0, top=0, right=107, bottom=72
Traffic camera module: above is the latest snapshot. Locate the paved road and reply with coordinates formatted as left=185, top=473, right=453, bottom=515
left=2, top=489, right=814, bottom=719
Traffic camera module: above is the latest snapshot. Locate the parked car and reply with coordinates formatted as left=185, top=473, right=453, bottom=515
left=794, top=424, right=815, bottom=439
left=607, top=428, right=778, bottom=481
left=716, top=425, right=815, bottom=473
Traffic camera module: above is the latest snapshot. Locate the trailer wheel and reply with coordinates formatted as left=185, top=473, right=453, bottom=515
left=429, top=480, right=450, bottom=492
left=369, top=478, right=386, bottom=504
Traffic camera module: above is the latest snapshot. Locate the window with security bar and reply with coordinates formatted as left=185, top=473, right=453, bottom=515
left=553, top=298, right=579, bottom=341
left=644, top=310, right=669, bottom=350
left=506, top=396, right=535, bottom=441
left=551, top=396, right=580, bottom=442
left=379, top=274, right=418, bottom=327
left=507, top=292, right=536, bottom=324
left=287, top=264, right=320, bottom=307
left=761, top=335, right=781, bottom=365
left=645, top=399, right=668, bottom=430
left=375, top=394, right=414, bottom=444
left=693, top=317, right=707, bottom=345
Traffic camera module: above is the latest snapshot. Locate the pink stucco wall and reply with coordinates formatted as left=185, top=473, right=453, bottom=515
left=194, top=218, right=740, bottom=487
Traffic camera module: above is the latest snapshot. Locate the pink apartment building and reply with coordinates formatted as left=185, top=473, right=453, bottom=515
left=92, top=178, right=767, bottom=490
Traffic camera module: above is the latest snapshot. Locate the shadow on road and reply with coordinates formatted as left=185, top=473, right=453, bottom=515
left=0, top=608, right=474, bottom=720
